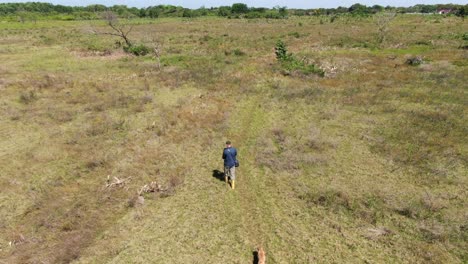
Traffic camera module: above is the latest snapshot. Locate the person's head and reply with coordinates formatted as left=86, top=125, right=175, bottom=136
left=225, top=140, right=231, bottom=147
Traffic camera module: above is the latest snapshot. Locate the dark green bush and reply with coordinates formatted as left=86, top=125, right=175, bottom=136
left=275, top=40, right=291, bottom=61
left=232, top=48, right=246, bottom=56
left=124, top=44, right=151, bottom=56
left=462, top=33, right=468, bottom=41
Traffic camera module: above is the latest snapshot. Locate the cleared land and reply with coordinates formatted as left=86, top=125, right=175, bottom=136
left=0, top=15, right=467, bottom=263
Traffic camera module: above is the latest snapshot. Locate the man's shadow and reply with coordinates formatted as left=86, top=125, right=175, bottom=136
left=212, top=170, right=225, bottom=182
left=252, top=250, right=259, bottom=264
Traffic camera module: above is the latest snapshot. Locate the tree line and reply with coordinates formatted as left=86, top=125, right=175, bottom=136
left=1, top=2, right=466, bottom=21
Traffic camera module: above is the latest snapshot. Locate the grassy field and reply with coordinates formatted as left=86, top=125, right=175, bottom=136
left=0, top=15, right=467, bottom=263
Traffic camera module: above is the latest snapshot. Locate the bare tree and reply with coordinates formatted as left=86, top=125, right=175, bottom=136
left=375, top=12, right=396, bottom=46
left=97, top=11, right=134, bottom=47
left=151, top=38, right=163, bottom=70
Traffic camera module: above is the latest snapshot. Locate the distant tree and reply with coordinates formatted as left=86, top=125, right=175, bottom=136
left=85, top=4, right=107, bottom=12
left=420, top=5, right=437, bottom=13
left=146, top=6, right=161, bottom=18
left=182, top=8, right=190, bottom=17
left=231, top=3, right=249, bottom=14
left=349, top=3, right=370, bottom=15
left=455, top=5, right=467, bottom=20
left=371, top=5, right=384, bottom=13
left=278, top=6, right=288, bottom=18
left=197, top=6, right=208, bottom=16
left=217, top=6, right=231, bottom=17
left=17, top=10, right=27, bottom=23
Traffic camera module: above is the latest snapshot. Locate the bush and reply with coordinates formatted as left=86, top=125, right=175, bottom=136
left=275, top=40, right=324, bottom=77
left=462, top=33, right=468, bottom=41
left=405, top=56, right=424, bottom=66
left=288, top=31, right=301, bottom=38
left=124, top=44, right=151, bottom=56
left=232, top=48, right=246, bottom=56
left=275, top=40, right=291, bottom=61
left=19, top=90, right=37, bottom=104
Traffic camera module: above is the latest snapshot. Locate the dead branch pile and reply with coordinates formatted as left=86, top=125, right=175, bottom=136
left=138, top=181, right=166, bottom=196
left=364, top=227, right=393, bottom=240
left=106, top=175, right=131, bottom=188
left=9, top=234, right=26, bottom=247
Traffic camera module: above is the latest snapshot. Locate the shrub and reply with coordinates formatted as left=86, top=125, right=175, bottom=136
left=405, top=56, right=424, bottom=66
left=462, top=33, right=468, bottom=41
left=19, top=90, right=37, bottom=104
left=288, top=31, right=301, bottom=38
left=232, top=48, right=245, bottom=56
left=283, top=59, right=325, bottom=77
left=275, top=40, right=291, bottom=61
left=124, top=44, right=151, bottom=56
left=274, top=40, right=324, bottom=76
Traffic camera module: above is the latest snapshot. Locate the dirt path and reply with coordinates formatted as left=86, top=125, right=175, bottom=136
left=73, top=98, right=264, bottom=263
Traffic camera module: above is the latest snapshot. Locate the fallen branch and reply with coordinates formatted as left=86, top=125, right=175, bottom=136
left=9, top=234, right=26, bottom=247
left=106, top=175, right=131, bottom=188
left=138, top=181, right=166, bottom=196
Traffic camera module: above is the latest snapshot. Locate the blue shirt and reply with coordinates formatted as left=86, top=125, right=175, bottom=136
left=223, top=147, right=237, bottom=168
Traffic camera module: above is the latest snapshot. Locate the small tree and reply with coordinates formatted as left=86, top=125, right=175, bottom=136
left=231, top=3, right=248, bottom=14
left=151, top=38, right=163, bottom=70
left=278, top=6, right=288, bottom=18
left=375, top=12, right=396, bottom=46
left=17, top=10, right=28, bottom=23
left=99, top=11, right=133, bottom=48
left=455, top=5, right=467, bottom=20
left=275, top=40, right=291, bottom=61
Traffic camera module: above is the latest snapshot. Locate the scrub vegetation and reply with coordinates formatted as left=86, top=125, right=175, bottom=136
left=0, top=9, right=467, bottom=264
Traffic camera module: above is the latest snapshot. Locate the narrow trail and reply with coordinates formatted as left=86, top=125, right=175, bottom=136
left=76, top=96, right=317, bottom=263
left=227, top=98, right=272, bottom=250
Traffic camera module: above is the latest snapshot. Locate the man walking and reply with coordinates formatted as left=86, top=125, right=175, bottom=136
left=222, top=141, right=237, bottom=189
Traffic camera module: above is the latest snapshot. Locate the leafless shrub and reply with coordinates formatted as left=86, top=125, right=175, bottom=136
left=112, top=117, right=127, bottom=131
left=375, top=12, right=396, bottom=46
left=85, top=159, right=106, bottom=170
left=364, top=227, right=393, bottom=240
left=169, top=174, right=184, bottom=189
left=421, top=192, right=446, bottom=213
left=96, top=11, right=133, bottom=47
left=141, top=94, right=153, bottom=104
left=47, top=109, right=74, bottom=123
left=299, top=188, right=353, bottom=211
left=151, top=38, right=163, bottom=70
left=52, top=233, right=87, bottom=263
left=86, top=115, right=112, bottom=136
left=271, top=127, right=287, bottom=143
left=19, top=90, right=37, bottom=104
left=419, top=222, right=447, bottom=242
left=111, top=94, right=135, bottom=108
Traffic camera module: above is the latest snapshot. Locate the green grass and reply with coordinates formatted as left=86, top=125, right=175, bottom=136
left=0, top=14, right=466, bottom=263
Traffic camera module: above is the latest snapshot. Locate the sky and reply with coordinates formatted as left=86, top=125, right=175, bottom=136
left=1, top=0, right=466, bottom=9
